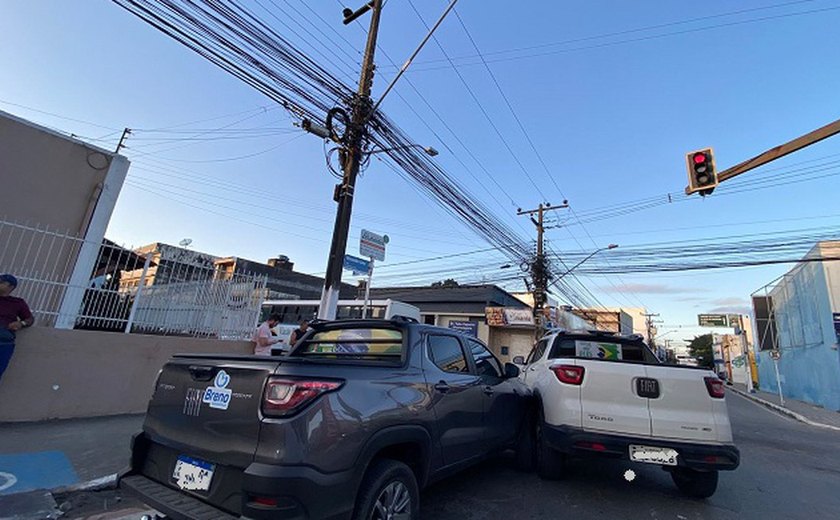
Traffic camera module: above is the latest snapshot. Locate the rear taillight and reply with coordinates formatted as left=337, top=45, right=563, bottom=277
left=551, top=364, right=585, bottom=385
left=262, top=378, right=343, bottom=417
left=704, top=376, right=725, bottom=399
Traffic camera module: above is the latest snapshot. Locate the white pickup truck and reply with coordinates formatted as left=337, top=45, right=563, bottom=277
left=517, top=329, right=739, bottom=498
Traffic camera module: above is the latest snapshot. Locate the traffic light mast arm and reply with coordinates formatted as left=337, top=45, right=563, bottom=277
left=686, top=117, right=840, bottom=194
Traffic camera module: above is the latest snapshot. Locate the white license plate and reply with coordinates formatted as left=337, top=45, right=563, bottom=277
left=629, top=445, right=679, bottom=466
left=172, top=455, right=215, bottom=491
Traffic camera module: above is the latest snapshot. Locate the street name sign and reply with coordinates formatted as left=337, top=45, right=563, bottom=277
left=698, top=314, right=728, bottom=327
left=360, top=229, right=387, bottom=261
left=343, top=255, right=371, bottom=276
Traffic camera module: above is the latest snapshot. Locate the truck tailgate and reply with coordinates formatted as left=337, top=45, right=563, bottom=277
left=144, top=357, right=280, bottom=469
left=644, top=365, right=722, bottom=443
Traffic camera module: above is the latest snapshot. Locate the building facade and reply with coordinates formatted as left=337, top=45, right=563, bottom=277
left=571, top=308, right=634, bottom=334
left=215, top=255, right=356, bottom=301
left=1, top=110, right=130, bottom=328
left=752, top=242, right=840, bottom=411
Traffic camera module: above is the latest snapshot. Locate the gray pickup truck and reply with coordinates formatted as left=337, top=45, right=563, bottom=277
left=120, top=319, right=533, bottom=519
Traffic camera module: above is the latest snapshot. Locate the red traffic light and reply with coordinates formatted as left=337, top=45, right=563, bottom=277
left=693, top=153, right=707, bottom=164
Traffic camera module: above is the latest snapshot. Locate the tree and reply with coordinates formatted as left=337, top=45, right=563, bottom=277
left=688, top=334, right=714, bottom=369
left=431, top=278, right=459, bottom=288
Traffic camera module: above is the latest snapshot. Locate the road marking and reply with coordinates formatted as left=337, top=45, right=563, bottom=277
left=0, top=451, right=78, bottom=495
left=0, top=472, right=18, bottom=492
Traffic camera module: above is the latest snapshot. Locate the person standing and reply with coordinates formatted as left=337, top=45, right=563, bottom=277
left=252, top=313, right=282, bottom=356
left=288, top=319, right=310, bottom=347
left=0, top=274, right=34, bottom=382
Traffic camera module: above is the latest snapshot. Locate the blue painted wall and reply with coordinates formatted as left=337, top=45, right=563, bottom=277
left=756, top=256, right=840, bottom=411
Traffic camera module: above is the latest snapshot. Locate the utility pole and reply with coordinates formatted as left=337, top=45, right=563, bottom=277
left=115, top=127, right=132, bottom=154
left=318, top=0, right=384, bottom=320
left=518, top=202, right=568, bottom=339
left=644, top=312, right=660, bottom=351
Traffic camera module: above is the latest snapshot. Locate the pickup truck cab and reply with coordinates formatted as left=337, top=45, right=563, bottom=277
left=120, top=319, right=532, bottom=519
left=519, top=329, right=739, bottom=498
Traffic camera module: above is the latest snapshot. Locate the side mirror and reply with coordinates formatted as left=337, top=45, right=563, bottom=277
left=512, top=355, right=525, bottom=365
left=504, top=362, right=520, bottom=378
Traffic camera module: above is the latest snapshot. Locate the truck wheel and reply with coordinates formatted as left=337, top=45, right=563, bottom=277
left=535, top=410, right=566, bottom=480
left=670, top=468, right=719, bottom=499
left=353, top=459, right=419, bottom=520
left=514, top=411, right=535, bottom=472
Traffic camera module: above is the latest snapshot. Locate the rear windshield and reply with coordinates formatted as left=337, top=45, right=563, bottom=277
left=293, top=328, right=404, bottom=361
left=550, top=337, right=659, bottom=364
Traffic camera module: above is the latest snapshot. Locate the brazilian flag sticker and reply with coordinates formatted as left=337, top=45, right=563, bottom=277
left=575, top=340, right=623, bottom=360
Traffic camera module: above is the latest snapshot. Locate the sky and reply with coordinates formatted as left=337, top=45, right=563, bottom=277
left=2, top=0, right=839, bottom=345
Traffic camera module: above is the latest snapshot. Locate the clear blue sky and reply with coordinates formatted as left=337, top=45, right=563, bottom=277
left=2, top=0, right=839, bottom=345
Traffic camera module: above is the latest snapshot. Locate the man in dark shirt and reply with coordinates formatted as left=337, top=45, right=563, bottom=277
left=0, top=274, right=34, bottom=382
left=288, top=319, right=310, bottom=347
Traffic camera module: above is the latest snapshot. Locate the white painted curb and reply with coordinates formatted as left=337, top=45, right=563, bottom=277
left=52, top=473, right=118, bottom=494
left=728, top=387, right=840, bottom=432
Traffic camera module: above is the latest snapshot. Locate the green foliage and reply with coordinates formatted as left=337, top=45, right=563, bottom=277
left=688, top=334, right=714, bottom=369
left=431, top=278, right=459, bottom=288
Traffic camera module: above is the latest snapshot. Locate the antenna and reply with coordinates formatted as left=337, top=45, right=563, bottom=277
left=179, top=238, right=193, bottom=248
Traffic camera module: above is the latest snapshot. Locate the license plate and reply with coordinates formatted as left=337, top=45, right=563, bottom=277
left=172, top=455, right=215, bottom=491
left=629, top=445, right=679, bottom=466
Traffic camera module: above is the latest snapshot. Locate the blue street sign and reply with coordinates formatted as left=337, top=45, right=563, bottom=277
left=343, top=254, right=371, bottom=275
left=448, top=320, right=478, bottom=337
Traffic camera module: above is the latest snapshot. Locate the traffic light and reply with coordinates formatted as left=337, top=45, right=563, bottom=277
left=686, top=148, right=717, bottom=196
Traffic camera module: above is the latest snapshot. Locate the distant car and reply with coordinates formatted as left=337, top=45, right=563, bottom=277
left=120, top=319, right=533, bottom=519
left=518, top=329, right=739, bottom=498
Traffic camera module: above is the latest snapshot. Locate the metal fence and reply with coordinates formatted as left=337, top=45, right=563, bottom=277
left=1, top=218, right=266, bottom=339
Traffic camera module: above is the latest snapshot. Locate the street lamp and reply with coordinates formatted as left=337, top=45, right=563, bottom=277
left=368, top=144, right=439, bottom=157
left=553, top=244, right=618, bottom=283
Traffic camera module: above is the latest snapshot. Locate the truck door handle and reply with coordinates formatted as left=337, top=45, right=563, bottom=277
left=528, top=367, right=536, bottom=372
left=434, top=382, right=450, bottom=393
left=483, top=386, right=494, bottom=396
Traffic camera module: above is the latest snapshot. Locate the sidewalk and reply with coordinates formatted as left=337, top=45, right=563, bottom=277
left=0, top=414, right=144, bottom=496
left=729, top=383, right=840, bottom=431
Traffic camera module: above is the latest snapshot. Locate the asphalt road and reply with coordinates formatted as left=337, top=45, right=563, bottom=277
left=55, top=390, right=840, bottom=519
left=420, top=390, right=840, bottom=519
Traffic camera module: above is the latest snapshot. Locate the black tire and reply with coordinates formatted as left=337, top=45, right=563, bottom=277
left=353, top=459, right=420, bottom=520
left=514, top=410, right=536, bottom=472
left=670, top=468, right=719, bottom=499
left=535, top=408, right=566, bottom=480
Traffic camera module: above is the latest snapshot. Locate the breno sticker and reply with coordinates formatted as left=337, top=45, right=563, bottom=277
left=575, top=340, right=623, bottom=360
left=202, top=370, right=232, bottom=410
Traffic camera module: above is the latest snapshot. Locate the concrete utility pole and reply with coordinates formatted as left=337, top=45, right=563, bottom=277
left=318, top=0, right=384, bottom=320
left=518, top=202, right=568, bottom=339
left=644, top=312, right=660, bottom=349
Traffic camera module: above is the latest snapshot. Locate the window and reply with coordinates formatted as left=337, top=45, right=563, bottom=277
left=428, top=335, right=469, bottom=373
left=295, top=328, right=404, bottom=361
left=526, top=339, right=549, bottom=364
left=468, top=340, right=502, bottom=380
left=550, top=337, right=659, bottom=363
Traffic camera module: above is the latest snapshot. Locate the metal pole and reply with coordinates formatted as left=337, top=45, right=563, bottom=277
left=318, top=0, right=384, bottom=320
left=742, top=333, right=754, bottom=393
left=362, top=259, right=374, bottom=318
left=370, top=0, right=459, bottom=115
left=125, top=253, right=152, bottom=333
left=773, top=357, right=785, bottom=407
left=115, top=128, right=132, bottom=154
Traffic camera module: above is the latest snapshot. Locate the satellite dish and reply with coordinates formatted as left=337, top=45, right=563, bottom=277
left=179, top=238, right=193, bottom=248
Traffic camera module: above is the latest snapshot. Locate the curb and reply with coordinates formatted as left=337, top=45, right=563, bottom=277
left=728, top=387, right=840, bottom=432
left=52, top=473, right=118, bottom=495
